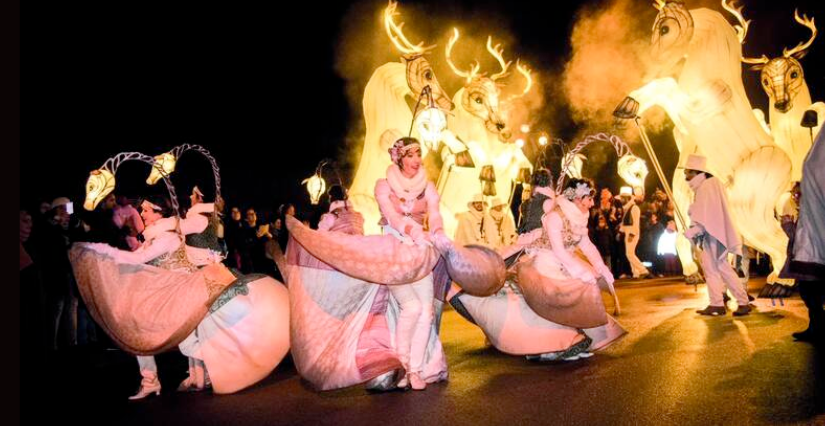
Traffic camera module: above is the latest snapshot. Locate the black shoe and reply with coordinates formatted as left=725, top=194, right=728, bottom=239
left=696, top=306, right=726, bottom=316
left=732, top=305, right=752, bottom=316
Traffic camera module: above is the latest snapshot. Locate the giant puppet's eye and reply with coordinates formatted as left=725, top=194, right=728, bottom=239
left=660, top=25, right=670, bottom=36
left=791, top=71, right=799, bottom=79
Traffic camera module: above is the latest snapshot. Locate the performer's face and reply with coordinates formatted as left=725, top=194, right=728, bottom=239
left=103, top=194, right=116, bottom=210
left=400, top=147, right=422, bottom=177
left=140, top=202, right=162, bottom=226
left=472, top=202, right=484, bottom=212
left=684, top=169, right=700, bottom=182
left=575, top=195, right=594, bottom=212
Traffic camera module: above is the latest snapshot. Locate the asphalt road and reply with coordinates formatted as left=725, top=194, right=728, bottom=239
left=25, top=278, right=825, bottom=426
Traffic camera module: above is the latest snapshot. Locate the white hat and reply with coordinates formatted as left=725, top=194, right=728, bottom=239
left=680, top=154, right=713, bottom=174
left=51, top=197, right=71, bottom=210
left=467, top=193, right=487, bottom=209
left=489, top=197, right=506, bottom=208
left=619, top=186, right=633, bottom=197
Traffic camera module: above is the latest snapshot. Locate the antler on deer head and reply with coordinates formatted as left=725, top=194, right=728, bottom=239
left=783, top=10, right=817, bottom=59
left=723, top=0, right=769, bottom=65
left=721, top=0, right=750, bottom=44
left=486, top=36, right=511, bottom=81
left=653, top=0, right=667, bottom=11
left=384, top=1, right=435, bottom=57
left=446, top=28, right=481, bottom=83
left=516, top=61, right=533, bottom=95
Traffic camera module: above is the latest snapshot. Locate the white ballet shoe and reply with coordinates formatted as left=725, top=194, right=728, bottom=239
left=128, top=382, right=161, bottom=400
left=409, top=372, right=426, bottom=391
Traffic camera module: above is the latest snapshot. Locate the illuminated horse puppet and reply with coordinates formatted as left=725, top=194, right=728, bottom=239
left=348, top=1, right=453, bottom=235
left=734, top=6, right=824, bottom=182
left=436, top=28, right=534, bottom=238
left=615, top=0, right=792, bottom=283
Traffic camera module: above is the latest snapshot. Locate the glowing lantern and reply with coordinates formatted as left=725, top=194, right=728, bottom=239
left=516, top=167, right=532, bottom=184
left=84, top=169, right=116, bottom=211
left=562, top=153, right=587, bottom=179
left=303, top=173, right=327, bottom=205
left=415, top=106, right=447, bottom=150
left=520, top=124, right=530, bottom=133
left=146, top=152, right=177, bottom=185
left=479, top=165, right=497, bottom=196
left=515, top=138, right=525, bottom=148
left=538, top=135, right=548, bottom=146
left=617, top=154, right=649, bottom=188
left=657, top=229, right=678, bottom=255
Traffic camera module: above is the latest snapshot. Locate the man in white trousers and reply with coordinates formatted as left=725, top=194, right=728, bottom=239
left=682, top=154, right=751, bottom=316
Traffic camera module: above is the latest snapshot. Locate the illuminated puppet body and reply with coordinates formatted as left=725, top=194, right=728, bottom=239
left=437, top=31, right=533, bottom=238
left=623, top=3, right=791, bottom=282
left=741, top=10, right=825, bottom=182
left=349, top=3, right=451, bottom=235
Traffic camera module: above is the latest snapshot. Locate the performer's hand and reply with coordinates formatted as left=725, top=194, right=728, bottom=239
left=409, top=226, right=432, bottom=247
left=601, top=270, right=616, bottom=286
left=580, top=270, right=598, bottom=285
left=431, top=232, right=453, bottom=254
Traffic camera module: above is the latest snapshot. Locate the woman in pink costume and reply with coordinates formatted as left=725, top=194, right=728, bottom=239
left=450, top=178, right=626, bottom=361
left=374, top=137, right=447, bottom=390
left=74, top=196, right=289, bottom=399
left=286, top=137, right=452, bottom=392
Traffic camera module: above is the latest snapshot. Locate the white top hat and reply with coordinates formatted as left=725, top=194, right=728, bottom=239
left=619, top=186, right=633, bottom=197
left=680, top=154, right=713, bottom=174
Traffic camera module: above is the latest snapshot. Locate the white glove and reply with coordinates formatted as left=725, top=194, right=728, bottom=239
left=597, top=264, right=615, bottom=285
left=579, top=269, right=598, bottom=285
left=409, top=226, right=432, bottom=247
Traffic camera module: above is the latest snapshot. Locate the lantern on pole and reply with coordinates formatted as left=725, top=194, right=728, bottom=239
left=410, top=85, right=447, bottom=151
left=479, top=165, right=497, bottom=197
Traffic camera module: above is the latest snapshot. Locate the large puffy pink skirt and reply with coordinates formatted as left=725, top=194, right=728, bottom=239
left=70, top=244, right=236, bottom=355
left=451, top=248, right=626, bottom=355
left=286, top=231, right=447, bottom=390
left=180, top=276, right=291, bottom=394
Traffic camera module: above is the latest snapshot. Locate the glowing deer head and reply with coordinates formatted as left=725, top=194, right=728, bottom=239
left=384, top=1, right=452, bottom=111
left=83, top=168, right=116, bottom=211
left=737, top=8, right=817, bottom=113
left=446, top=28, right=534, bottom=142
left=650, top=0, right=695, bottom=76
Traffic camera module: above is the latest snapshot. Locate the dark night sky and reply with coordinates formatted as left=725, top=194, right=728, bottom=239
left=20, top=0, right=825, bottom=219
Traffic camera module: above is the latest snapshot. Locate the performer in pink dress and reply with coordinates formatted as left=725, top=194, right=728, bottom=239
left=374, top=137, right=447, bottom=390
left=74, top=196, right=289, bottom=399
left=450, top=178, right=626, bottom=361
left=286, top=137, right=451, bottom=392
